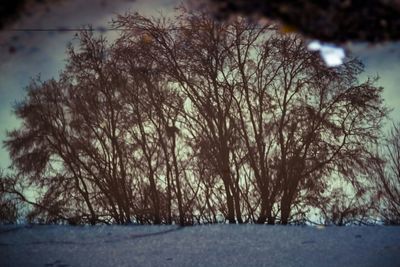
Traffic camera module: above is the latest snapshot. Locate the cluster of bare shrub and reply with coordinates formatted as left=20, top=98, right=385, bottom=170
left=1, top=9, right=398, bottom=226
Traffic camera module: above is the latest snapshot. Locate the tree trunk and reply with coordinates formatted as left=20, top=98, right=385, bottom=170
left=223, top=178, right=236, bottom=224
left=257, top=200, right=274, bottom=225
left=148, top=169, right=161, bottom=224
left=233, top=189, right=243, bottom=224
left=256, top=200, right=267, bottom=224
left=172, top=135, right=185, bottom=226
left=166, top=169, right=172, bottom=225
left=280, top=194, right=291, bottom=225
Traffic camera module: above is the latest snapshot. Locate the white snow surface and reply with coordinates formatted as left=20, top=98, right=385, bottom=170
left=1, top=224, right=399, bottom=267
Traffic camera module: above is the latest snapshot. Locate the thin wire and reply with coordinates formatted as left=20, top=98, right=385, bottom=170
left=3, top=28, right=126, bottom=32
left=3, top=25, right=268, bottom=32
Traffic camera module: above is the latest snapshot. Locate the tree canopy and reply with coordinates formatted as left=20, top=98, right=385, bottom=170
left=1, top=9, right=392, bottom=225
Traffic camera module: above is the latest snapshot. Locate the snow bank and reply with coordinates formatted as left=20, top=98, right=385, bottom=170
left=1, top=224, right=399, bottom=267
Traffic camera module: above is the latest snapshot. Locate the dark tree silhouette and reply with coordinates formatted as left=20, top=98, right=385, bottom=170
left=3, top=8, right=388, bottom=225
left=116, top=9, right=387, bottom=224
left=0, top=170, right=19, bottom=224
left=371, top=123, right=400, bottom=224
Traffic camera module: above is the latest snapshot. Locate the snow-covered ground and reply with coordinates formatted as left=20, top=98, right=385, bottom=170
left=1, top=224, right=399, bottom=267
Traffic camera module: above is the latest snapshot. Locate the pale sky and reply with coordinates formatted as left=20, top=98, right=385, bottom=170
left=0, top=0, right=178, bottom=170
left=0, top=0, right=399, bottom=170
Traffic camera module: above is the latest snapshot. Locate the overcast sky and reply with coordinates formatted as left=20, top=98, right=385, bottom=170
left=0, top=0, right=399, bottom=170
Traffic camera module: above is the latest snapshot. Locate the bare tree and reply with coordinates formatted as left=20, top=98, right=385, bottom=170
left=0, top=170, right=19, bottom=224
left=3, top=8, right=388, bottom=225
left=116, top=10, right=252, bottom=223
left=372, top=123, right=400, bottom=224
